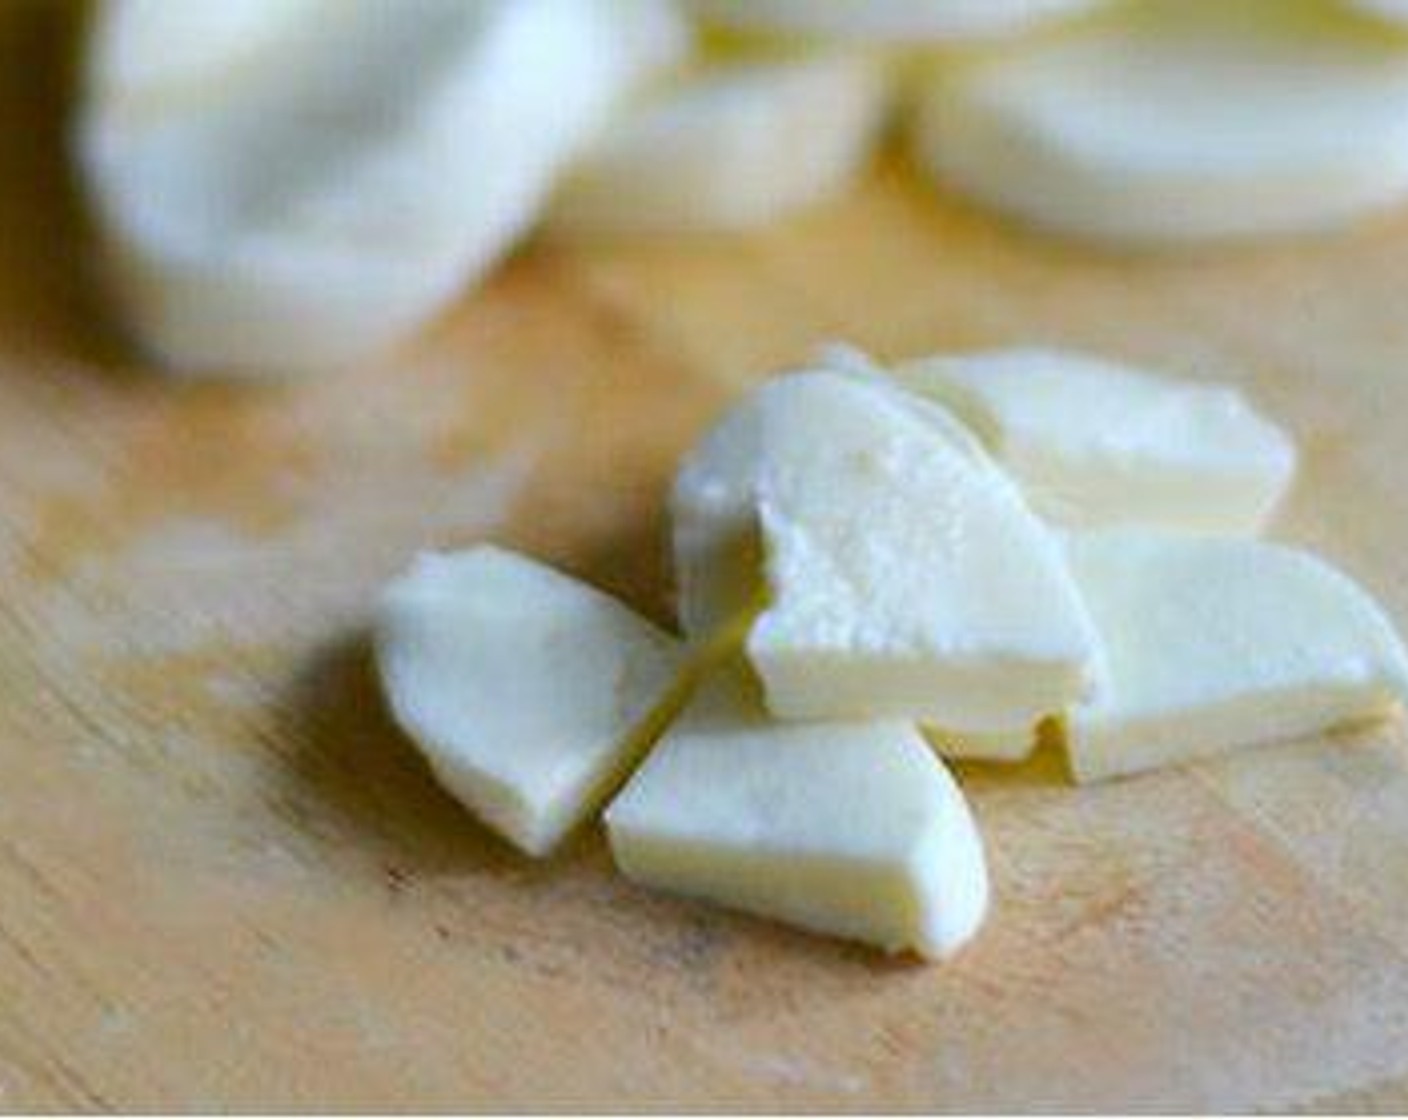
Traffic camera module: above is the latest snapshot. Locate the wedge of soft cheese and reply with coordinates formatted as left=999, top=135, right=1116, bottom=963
left=606, top=666, right=989, bottom=957
left=743, top=370, right=1099, bottom=729
left=687, top=0, right=1104, bottom=41
left=895, top=349, right=1297, bottom=533
left=551, top=53, right=889, bottom=237
left=912, top=0, right=1408, bottom=244
left=375, top=546, right=686, bottom=857
left=668, top=366, right=936, bottom=641
left=78, top=0, right=688, bottom=376
left=1066, top=528, right=1408, bottom=783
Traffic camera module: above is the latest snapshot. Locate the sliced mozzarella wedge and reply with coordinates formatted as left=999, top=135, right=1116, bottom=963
left=78, top=0, right=689, bottom=377
left=375, top=546, right=687, bottom=857
left=687, top=0, right=1104, bottom=41
left=895, top=348, right=1297, bottom=533
left=1066, top=529, right=1408, bottom=783
left=550, top=52, right=889, bottom=237
left=912, top=0, right=1408, bottom=244
left=672, top=361, right=990, bottom=641
left=748, top=371, right=1101, bottom=729
left=606, top=666, right=989, bottom=958
left=673, top=368, right=1098, bottom=728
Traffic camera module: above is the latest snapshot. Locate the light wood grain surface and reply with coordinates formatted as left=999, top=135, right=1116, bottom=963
left=5, top=2, right=1408, bottom=1110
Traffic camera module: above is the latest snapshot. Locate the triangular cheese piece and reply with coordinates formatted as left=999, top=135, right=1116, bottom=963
left=606, top=666, right=989, bottom=957
left=896, top=348, right=1297, bottom=533
left=1067, top=528, right=1408, bottom=782
left=376, top=546, right=686, bottom=856
left=740, top=370, right=1099, bottom=729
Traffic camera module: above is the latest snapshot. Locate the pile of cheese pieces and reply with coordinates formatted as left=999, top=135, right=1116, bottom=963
left=375, top=346, right=1408, bottom=959
left=77, top=0, right=1408, bottom=379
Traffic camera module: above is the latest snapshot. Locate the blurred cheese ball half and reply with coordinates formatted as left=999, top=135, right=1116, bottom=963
left=687, top=0, right=1105, bottom=41
left=912, top=0, right=1408, bottom=245
left=86, top=0, right=328, bottom=104
left=1349, top=0, right=1408, bottom=27
left=77, top=0, right=689, bottom=377
left=550, top=53, right=890, bottom=237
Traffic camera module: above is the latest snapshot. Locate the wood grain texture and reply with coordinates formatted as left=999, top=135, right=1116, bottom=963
left=6, top=1, right=1408, bottom=1110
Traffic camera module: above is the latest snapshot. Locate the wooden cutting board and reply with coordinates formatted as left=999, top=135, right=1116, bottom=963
left=6, top=2, right=1408, bottom=1110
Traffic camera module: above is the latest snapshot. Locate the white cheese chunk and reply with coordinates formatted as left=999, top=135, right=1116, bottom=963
left=88, top=0, right=328, bottom=104
left=687, top=0, right=1104, bottom=41
left=669, top=362, right=941, bottom=641
left=1066, top=529, right=1408, bottom=783
left=911, top=0, right=1408, bottom=244
left=606, top=667, right=989, bottom=958
left=550, top=53, right=889, bottom=237
left=78, top=0, right=688, bottom=377
left=742, top=371, right=1100, bottom=729
left=670, top=381, right=772, bottom=642
left=375, top=546, right=686, bottom=856
left=895, top=349, right=1297, bottom=533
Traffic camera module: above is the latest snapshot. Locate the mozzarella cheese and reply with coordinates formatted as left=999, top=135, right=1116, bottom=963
left=78, top=0, right=688, bottom=377
left=606, top=666, right=989, bottom=957
left=1065, top=528, right=1408, bottom=783
left=742, top=370, right=1099, bottom=729
left=912, top=0, right=1408, bottom=244
left=375, top=546, right=686, bottom=856
left=671, top=363, right=1040, bottom=762
left=87, top=0, right=328, bottom=105
left=687, top=0, right=1104, bottom=41
left=550, top=53, right=889, bottom=237
left=670, top=380, right=773, bottom=641
left=895, top=348, right=1297, bottom=533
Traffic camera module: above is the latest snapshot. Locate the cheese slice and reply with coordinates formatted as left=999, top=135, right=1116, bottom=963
left=605, top=666, right=989, bottom=958
left=1066, top=528, right=1408, bottom=783
left=912, top=0, right=1408, bottom=244
left=550, top=53, right=889, bottom=237
left=375, top=546, right=686, bottom=856
left=761, top=380, right=1040, bottom=751
left=895, top=348, right=1297, bottom=533
left=686, top=0, right=1104, bottom=41
left=742, top=370, right=1099, bottom=729
left=78, top=0, right=688, bottom=376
